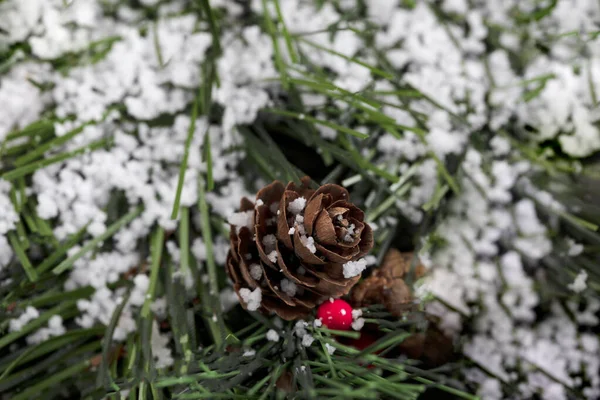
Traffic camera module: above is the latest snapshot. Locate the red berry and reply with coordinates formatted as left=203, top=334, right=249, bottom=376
left=316, top=299, right=353, bottom=330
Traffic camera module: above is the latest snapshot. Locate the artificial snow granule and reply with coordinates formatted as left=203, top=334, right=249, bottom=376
left=266, top=329, right=280, bottom=342
left=255, top=199, right=264, bottom=207
left=150, top=298, right=168, bottom=318
left=297, top=266, right=306, bottom=275
left=302, top=334, right=315, bottom=347
left=227, top=210, right=254, bottom=231
left=364, top=255, right=377, bottom=266
left=238, top=287, right=262, bottom=311
left=314, top=319, right=322, bottom=328
left=243, top=349, right=256, bottom=357
left=490, top=136, right=511, bottom=156
left=262, top=234, right=277, bottom=253
left=269, top=202, right=279, bottom=214
left=288, top=197, right=307, bottom=215
left=325, top=343, right=336, bottom=355
left=281, top=279, right=298, bottom=297
left=294, top=320, right=308, bottom=336
left=26, top=315, right=66, bottom=345
left=567, top=239, right=584, bottom=256
left=351, top=318, right=365, bottom=331
left=9, top=306, right=40, bottom=332
left=129, top=274, right=149, bottom=306
left=299, top=235, right=316, bottom=253
left=288, top=227, right=295, bottom=235
left=36, top=192, right=59, bottom=220
left=295, top=214, right=306, bottom=235
left=343, top=224, right=356, bottom=242
left=219, top=288, right=239, bottom=313
left=568, top=271, right=588, bottom=293
left=267, top=250, right=278, bottom=263
left=343, top=258, right=367, bottom=278
left=151, top=321, right=174, bottom=369
left=352, top=309, right=363, bottom=319
left=249, top=264, right=262, bottom=280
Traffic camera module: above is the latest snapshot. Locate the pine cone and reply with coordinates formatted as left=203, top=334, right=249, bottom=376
left=350, top=248, right=425, bottom=317
left=349, top=250, right=454, bottom=367
left=226, top=177, right=373, bottom=320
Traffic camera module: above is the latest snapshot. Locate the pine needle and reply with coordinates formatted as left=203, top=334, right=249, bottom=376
left=2, top=138, right=111, bottom=181
left=202, top=129, right=214, bottom=191
left=7, top=231, right=38, bottom=282
left=261, top=0, right=289, bottom=89
left=266, top=109, right=369, bottom=139
left=197, top=173, right=224, bottom=347
left=10, top=359, right=91, bottom=400
left=171, top=92, right=200, bottom=220
left=141, top=226, right=165, bottom=318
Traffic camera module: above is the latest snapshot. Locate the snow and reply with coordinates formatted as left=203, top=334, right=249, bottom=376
left=343, top=258, right=367, bottom=278
left=267, top=251, right=278, bottom=263
left=151, top=321, right=174, bottom=369
left=288, top=197, right=307, bottom=215
left=249, top=264, right=263, bottom=281
left=27, top=316, right=66, bottom=345
left=281, top=279, right=298, bottom=297
left=325, top=343, right=336, bottom=355
left=0, top=180, right=19, bottom=236
left=9, top=306, right=40, bottom=332
left=299, top=235, right=316, bottom=254
left=568, top=271, right=588, bottom=293
left=239, top=288, right=262, bottom=312
left=262, top=234, right=277, bottom=253
left=0, top=0, right=598, bottom=397
left=351, top=318, right=365, bottom=331
left=228, top=211, right=254, bottom=232
left=266, top=329, right=280, bottom=342
left=302, top=334, right=315, bottom=347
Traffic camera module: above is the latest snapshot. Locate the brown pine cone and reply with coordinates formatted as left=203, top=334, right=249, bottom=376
left=349, top=249, right=454, bottom=367
left=226, top=177, right=374, bottom=320
left=350, top=248, right=426, bottom=317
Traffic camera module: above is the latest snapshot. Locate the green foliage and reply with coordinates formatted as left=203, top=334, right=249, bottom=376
left=1, top=0, right=599, bottom=399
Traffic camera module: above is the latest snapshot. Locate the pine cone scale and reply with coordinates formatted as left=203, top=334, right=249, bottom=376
left=236, top=229, right=260, bottom=289
left=292, top=230, right=326, bottom=264
left=303, top=193, right=324, bottom=235
left=276, top=247, right=319, bottom=287
left=314, top=209, right=338, bottom=245
left=314, top=242, right=358, bottom=263
left=350, top=249, right=424, bottom=317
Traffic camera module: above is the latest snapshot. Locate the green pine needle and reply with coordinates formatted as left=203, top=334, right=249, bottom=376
left=141, top=226, right=165, bottom=318
left=171, top=92, right=201, bottom=220
left=7, top=231, right=38, bottom=282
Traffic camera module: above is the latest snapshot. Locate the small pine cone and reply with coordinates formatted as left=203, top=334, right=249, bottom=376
left=350, top=248, right=425, bottom=317
left=226, top=177, right=374, bottom=320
